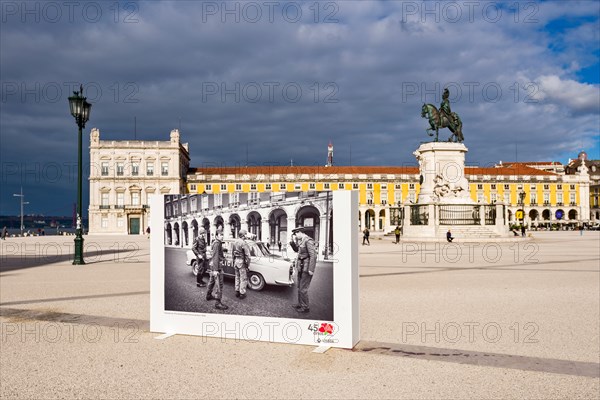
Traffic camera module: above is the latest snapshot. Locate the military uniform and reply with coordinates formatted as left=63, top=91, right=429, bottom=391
left=232, top=233, right=251, bottom=297
left=207, top=232, right=228, bottom=310
left=192, top=232, right=208, bottom=286
left=207, top=236, right=225, bottom=300
left=291, top=228, right=317, bottom=313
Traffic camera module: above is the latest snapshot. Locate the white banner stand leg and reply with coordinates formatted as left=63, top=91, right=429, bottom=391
left=154, top=332, right=176, bottom=340
left=313, top=346, right=331, bottom=354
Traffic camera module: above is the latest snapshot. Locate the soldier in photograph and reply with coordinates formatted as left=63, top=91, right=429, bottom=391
left=232, top=229, right=251, bottom=299
left=290, top=226, right=317, bottom=313
left=206, top=228, right=228, bottom=310
left=193, top=227, right=208, bottom=287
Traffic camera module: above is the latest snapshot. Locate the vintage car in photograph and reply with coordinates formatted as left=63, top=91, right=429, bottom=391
left=186, top=239, right=295, bottom=291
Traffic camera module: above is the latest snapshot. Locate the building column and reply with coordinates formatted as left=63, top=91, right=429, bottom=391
left=261, top=219, right=270, bottom=243
left=319, top=215, right=327, bottom=260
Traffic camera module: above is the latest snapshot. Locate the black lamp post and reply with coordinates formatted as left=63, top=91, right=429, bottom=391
left=68, top=85, right=92, bottom=265
left=519, top=190, right=526, bottom=224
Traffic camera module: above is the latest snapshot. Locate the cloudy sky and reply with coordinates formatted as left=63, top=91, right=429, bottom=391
left=1, top=0, right=599, bottom=215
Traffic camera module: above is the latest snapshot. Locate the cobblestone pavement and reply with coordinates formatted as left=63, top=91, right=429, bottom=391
left=1, top=232, right=598, bottom=399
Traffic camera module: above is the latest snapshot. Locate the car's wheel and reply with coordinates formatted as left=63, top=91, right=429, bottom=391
left=191, top=259, right=199, bottom=276
left=247, top=272, right=265, bottom=291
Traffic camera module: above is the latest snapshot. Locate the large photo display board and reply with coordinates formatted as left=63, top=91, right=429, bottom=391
left=150, top=190, right=358, bottom=348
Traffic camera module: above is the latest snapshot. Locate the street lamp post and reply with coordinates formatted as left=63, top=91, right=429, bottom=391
left=519, top=190, right=526, bottom=226
left=68, top=85, right=92, bottom=265
left=12, top=187, right=29, bottom=236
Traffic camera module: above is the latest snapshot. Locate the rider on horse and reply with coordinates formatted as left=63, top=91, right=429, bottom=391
left=439, top=88, right=456, bottom=130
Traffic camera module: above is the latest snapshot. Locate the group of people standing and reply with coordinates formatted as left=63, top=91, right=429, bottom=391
left=192, top=228, right=252, bottom=310
left=190, top=225, right=318, bottom=315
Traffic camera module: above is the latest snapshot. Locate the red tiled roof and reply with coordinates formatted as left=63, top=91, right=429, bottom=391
left=503, top=161, right=563, bottom=166
left=189, top=164, right=557, bottom=176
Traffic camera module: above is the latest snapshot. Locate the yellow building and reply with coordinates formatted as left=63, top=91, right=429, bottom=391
left=186, top=161, right=591, bottom=235
left=89, top=131, right=593, bottom=235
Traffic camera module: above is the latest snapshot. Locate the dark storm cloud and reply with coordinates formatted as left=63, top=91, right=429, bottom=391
left=1, top=0, right=598, bottom=214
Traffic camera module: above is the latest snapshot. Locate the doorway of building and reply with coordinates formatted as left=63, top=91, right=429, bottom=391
left=130, top=217, right=140, bottom=235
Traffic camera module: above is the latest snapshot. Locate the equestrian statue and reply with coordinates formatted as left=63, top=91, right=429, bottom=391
left=421, top=88, right=464, bottom=143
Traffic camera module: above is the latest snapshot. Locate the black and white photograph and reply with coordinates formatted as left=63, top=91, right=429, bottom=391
left=162, top=191, right=335, bottom=321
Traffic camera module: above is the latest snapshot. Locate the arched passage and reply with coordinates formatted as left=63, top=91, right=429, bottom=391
left=182, top=221, right=189, bottom=246
left=202, top=218, right=210, bottom=245
left=365, top=209, right=375, bottom=230
left=269, top=208, right=288, bottom=246
left=542, top=209, right=551, bottom=221
left=229, top=214, right=241, bottom=238
left=191, top=219, right=198, bottom=239
left=173, top=222, right=180, bottom=246
left=568, top=209, right=578, bottom=220
left=379, top=209, right=385, bottom=231
left=247, top=211, right=262, bottom=240
left=165, top=222, right=172, bottom=245
left=296, top=205, right=321, bottom=240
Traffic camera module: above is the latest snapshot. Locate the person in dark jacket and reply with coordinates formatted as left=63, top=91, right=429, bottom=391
left=232, top=229, right=251, bottom=299
left=290, top=226, right=317, bottom=313
left=193, top=227, right=208, bottom=287
left=206, top=228, right=228, bottom=310
left=446, top=229, right=454, bottom=242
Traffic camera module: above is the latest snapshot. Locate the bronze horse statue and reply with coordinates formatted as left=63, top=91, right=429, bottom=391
left=421, top=103, right=464, bottom=143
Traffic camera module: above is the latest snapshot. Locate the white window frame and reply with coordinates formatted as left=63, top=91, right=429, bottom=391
left=101, top=162, right=109, bottom=176
left=116, top=162, right=124, bottom=176
left=116, top=192, right=124, bottom=207
left=147, top=162, right=154, bottom=176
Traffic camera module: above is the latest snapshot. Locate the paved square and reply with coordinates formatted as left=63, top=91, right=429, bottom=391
left=1, top=232, right=598, bottom=399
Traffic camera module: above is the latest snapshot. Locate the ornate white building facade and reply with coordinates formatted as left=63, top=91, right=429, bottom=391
left=88, top=129, right=189, bottom=234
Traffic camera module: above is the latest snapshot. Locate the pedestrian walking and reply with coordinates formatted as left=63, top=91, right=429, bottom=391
left=521, top=224, right=526, bottom=237
left=206, top=228, right=228, bottom=310
left=232, top=229, right=251, bottom=299
left=362, top=228, right=370, bottom=245
left=446, top=229, right=454, bottom=242
left=1, top=226, right=7, bottom=240
left=278, top=240, right=282, bottom=252
left=193, top=227, right=208, bottom=287
left=394, top=226, right=401, bottom=244
left=290, top=226, right=317, bottom=313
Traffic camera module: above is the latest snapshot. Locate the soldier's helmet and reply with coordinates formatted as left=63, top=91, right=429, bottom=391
left=215, top=227, right=224, bottom=236
left=239, top=229, right=248, bottom=238
left=198, top=227, right=206, bottom=235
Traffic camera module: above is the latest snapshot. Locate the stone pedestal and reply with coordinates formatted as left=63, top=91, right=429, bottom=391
left=402, top=142, right=511, bottom=240
left=414, top=142, right=473, bottom=205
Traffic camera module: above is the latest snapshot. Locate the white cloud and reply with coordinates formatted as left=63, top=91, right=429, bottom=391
left=533, top=75, right=600, bottom=113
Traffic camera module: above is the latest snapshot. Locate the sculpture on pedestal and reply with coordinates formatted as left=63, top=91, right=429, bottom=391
left=421, top=88, right=464, bottom=143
